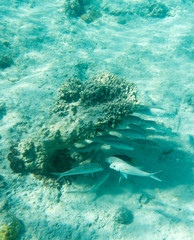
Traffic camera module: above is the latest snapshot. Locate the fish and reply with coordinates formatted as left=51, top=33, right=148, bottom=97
left=109, top=128, right=146, bottom=140
left=93, top=134, right=120, bottom=143
left=106, top=156, right=161, bottom=182
left=113, top=155, right=135, bottom=164
left=124, top=115, right=143, bottom=124
left=106, top=156, right=126, bottom=164
left=127, top=123, right=147, bottom=135
left=125, top=114, right=165, bottom=132
left=72, top=142, right=101, bottom=153
left=96, top=138, right=134, bottom=151
left=51, top=163, right=104, bottom=180
left=136, top=105, right=172, bottom=117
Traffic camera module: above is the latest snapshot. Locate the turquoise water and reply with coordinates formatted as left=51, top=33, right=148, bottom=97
left=0, top=1, right=193, bottom=239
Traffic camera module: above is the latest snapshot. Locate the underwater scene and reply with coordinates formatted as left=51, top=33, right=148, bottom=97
left=0, top=0, right=193, bottom=239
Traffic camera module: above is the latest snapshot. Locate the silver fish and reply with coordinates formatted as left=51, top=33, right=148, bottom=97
left=109, top=128, right=146, bottom=140
left=124, top=115, right=143, bottom=124
left=73, top=142, right=101, bottom=153
left=51, top=163, right=104, bottom=180
left=97, top=139, right=134, bottom=151
left=125, top=114, right=163, bottom=131
left=106, top=156, right=161, bottom=181
left=93, top=134, right=120, bottom=143
left=136, top=105, right=172, bottom=117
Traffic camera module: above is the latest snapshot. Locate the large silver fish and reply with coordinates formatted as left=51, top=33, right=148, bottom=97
left=106, top=156, right=161, bottom=182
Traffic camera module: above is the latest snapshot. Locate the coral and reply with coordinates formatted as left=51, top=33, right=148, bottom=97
left=7, top=73, right=139, bottom=175
left=103, top=0, right=170, bottom=20
left=81, top=8, right=102, bottom=23
left=7, top=145, right=25, bottom=173
left=55, top=73, right=139, bottom=129
left=114, top=207, right=134, bottom=225
left=0, top=213, right=22, bottom=240
left=138, top=2, right=170, bottom=18
left=64, top=0, right=102, bottom=22
left=8, top=128, right=75, bottom=174
left=0, top=56, right=13, bottom=69
left=64, top=0, right=85, bottom=17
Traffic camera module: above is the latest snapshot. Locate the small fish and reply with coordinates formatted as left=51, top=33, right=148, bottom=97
left=136, top=105, right=172, bottom=117
left=109, top=128, right=146, bottom=140
left=51, top=163, right=104, bottom=180
left=93, top=134, right=120, bottom=143
left=97, top=139, right=134, bottom=151
left=128, top=123, right=147, bottom=135
left=73, top=142, right=101, bottom=153
left=124, top=115, right=143, bottom=124
left=106, top=156, right=161, bottom=182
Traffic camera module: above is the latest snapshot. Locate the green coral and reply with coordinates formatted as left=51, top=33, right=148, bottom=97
left=0, top=213, right=21, bottom=240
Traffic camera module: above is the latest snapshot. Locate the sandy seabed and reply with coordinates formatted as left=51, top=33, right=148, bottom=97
left=0, top=0, right=193, bottom=239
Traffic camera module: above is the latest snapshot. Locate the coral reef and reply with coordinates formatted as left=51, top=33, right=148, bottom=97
left=7, top=73, right=139, bottom=175
left=54, top=73, right=139, bottom=129
left=0, top=213, right=22, bottom=240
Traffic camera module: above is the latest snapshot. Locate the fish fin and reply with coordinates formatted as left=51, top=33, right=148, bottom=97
left=150, top=171, right=162, bottom=182
left=50, top=172, right=64, bottom=181
left=118, top=172, right=128, bottom=183
left=119, top=175, right=124, bottom=183
left=122, top=173, right=128, bottom=179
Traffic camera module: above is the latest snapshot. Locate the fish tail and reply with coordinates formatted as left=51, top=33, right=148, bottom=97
left=149, top=170, right=162, bottom=182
